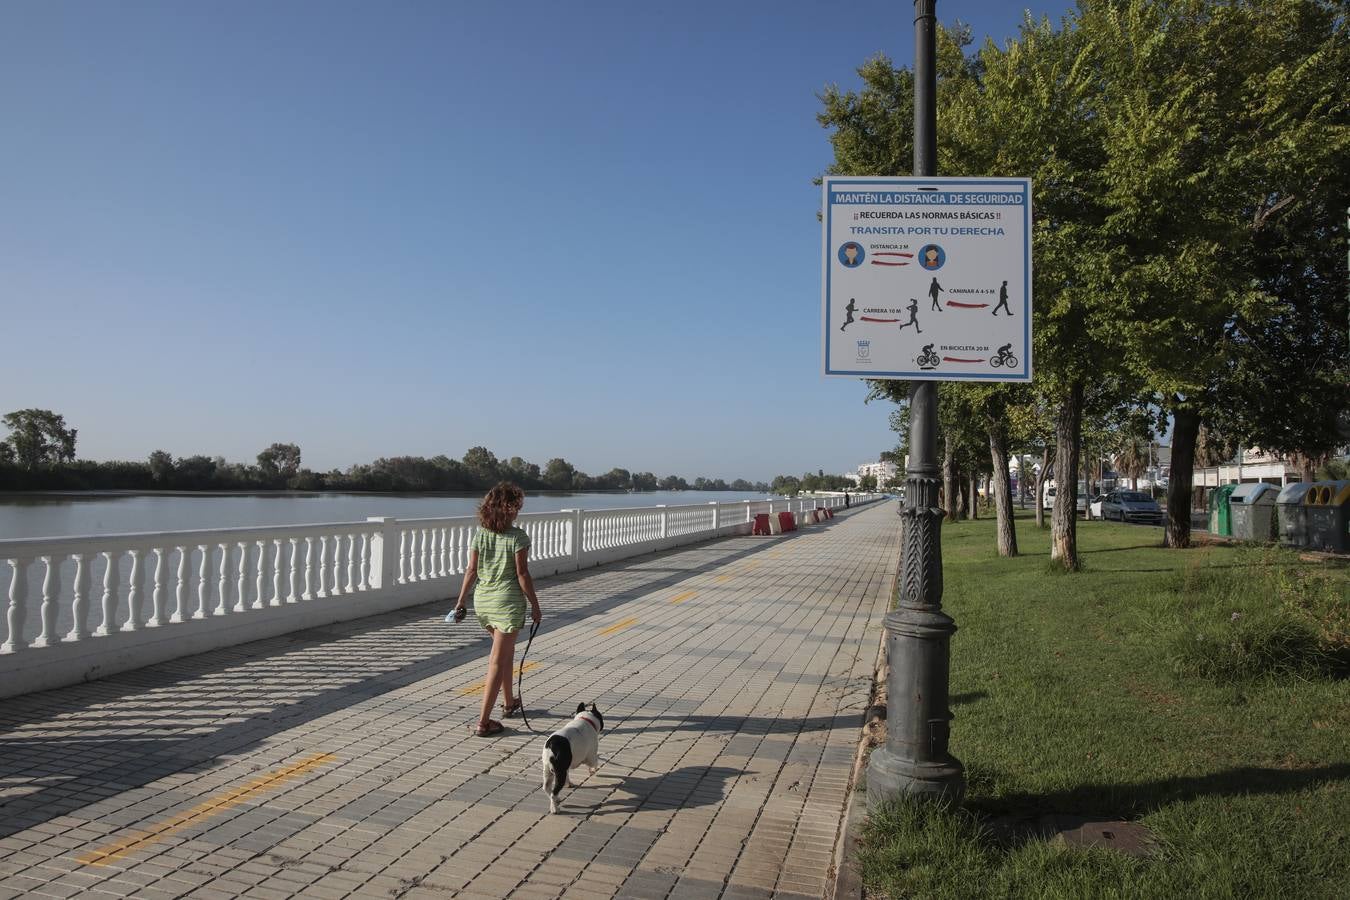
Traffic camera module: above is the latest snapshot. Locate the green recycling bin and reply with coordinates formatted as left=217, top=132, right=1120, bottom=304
left=1304, top=480, right=1349, bottom=553
left=1228, top=482, right=1277, bottom=542
left=1208, top=483, right=1237, bottom=536
left=1276, top=482, right=1314, bottom=548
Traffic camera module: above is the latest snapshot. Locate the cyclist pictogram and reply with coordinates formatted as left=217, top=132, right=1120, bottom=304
left=989, top=343, right=1018, bottom=368
left=917, top=344, right=941, bottom=369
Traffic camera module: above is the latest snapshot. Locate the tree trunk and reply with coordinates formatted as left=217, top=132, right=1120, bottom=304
left=1166, top=405, right=1200, bottom=548
left=1034, top=447, right=1052, bottom=529
left=969, top=474, right=979, bottom=520
left=942, top=438, right=958, bottom=522
left=988, top=423, right=1018, bottom=557
left=1051, top=381, right=1083, bottom=570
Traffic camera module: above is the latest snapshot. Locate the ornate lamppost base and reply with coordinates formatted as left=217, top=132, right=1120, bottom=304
left=867, top=745, right=965, bottom=808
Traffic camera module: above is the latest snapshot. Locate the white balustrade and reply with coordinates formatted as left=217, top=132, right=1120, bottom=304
left=0, top=494, right=881, bottom=698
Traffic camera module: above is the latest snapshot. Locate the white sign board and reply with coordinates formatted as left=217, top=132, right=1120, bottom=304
left=821, top=176, right=1033, bottom=381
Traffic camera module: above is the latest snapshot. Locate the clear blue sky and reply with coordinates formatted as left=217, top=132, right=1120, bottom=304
left=1, top=1, right=1074, bottom=481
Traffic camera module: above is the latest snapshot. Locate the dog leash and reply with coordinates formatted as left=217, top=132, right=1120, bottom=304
left=513, top=619, right=624, bottom=737
left=514, top=620, right=547, bottom=735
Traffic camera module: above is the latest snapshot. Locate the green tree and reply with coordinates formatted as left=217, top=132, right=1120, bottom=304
left=1076, top=0, right=1349, bottom=547
left=257, top=443, right=302, bottom=479
left=543, top=457, right=576, bottom=491
left=148, top=450, right=175, bottom=484
left=462, top=446, right=501, bottom=486
left=1, top=409, right=77, bottom=470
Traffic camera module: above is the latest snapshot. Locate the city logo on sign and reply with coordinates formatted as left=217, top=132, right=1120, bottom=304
left=856, top=340, right=871, bottom=359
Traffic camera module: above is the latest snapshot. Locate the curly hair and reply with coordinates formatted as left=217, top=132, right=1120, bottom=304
left=478, top=482, right=524, bottom=532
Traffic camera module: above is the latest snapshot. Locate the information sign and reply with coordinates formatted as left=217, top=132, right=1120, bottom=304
left=822, top=176, right=1033, bottom=381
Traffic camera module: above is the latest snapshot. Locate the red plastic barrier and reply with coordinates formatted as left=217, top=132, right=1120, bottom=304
left=777, top=511, right=797, bottom=533
left=752, top=513, right=772, bottom=536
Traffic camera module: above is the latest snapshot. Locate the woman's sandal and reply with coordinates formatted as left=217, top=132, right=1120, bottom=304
left=472, top=720, right=504, bottom=737
left=501, top=699, right=523, bottom=719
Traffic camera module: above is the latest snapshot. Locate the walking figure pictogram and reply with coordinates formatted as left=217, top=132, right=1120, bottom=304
left=929, top=277, right=944, bottom=311
left=992, top=280, right=1013, bottom=316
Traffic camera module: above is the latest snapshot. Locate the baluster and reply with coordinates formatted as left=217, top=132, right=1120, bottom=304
left=196, top=544, right=212, bottom=618
left=253, top=540, right=267, bottom=609
left=417, top=529, right=427, bottom=580
left=287, top=539, right=300, bottom=603
left=330, top=534, right=343, bottom=594
left=216, top=543, right=231, bottom=615
left=316, top=536, right=329, bottom=598
left=303, top=537, right=315, bottom=600
left=396, top=530, right=406, bottom=583
left=407, top=530, right=419, bottom=582
left=359, top=533, right=370, bottom=590
left=174, top=546, right=189, bottom=623
left=435, top=528, right=446, bottom=577
left=30, top=556, right=58, bottom=647
left=265, top=540, right=277, bottom=605
left=351, top=534, right=361, bottom=591
left=235, top=541, right=248, bottom=612
left=148, top=548, right=166, bottom=627
left=123, top=550, right=143, bottom=632
left=98, top=551, right=120, bottom=635
left=3, top=557, right=29, bottom=652
left=68, top=553, right=92, bottom=641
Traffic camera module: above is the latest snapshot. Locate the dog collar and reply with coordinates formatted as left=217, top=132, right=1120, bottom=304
left=579, top=714, right=600, bottom=732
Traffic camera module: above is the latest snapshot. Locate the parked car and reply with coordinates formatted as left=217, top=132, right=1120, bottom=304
left=1042, top=480, right=1089, bottom=516
left=1100, top=490, right=1163, bottom=524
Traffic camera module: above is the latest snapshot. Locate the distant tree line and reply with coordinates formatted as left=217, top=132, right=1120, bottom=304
left=769, top=470, right=858, bottom=496
left=0, top=409, right=774, bottom=494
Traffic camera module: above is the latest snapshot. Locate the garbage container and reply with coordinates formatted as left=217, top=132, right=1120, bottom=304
left=1304, top=480, right=1350, bottom=553
left=1229, top=482, right=1278, bottom=542
left=1208, top=483, right=1237, bottom=536
left=1275, top=482, right=1314, bottom=548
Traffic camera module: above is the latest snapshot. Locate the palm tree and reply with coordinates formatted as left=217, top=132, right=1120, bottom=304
left=1113, top=440, right=1148, bottom=490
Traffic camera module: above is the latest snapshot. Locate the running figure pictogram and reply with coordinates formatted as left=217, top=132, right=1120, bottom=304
left=841, top=298, right=857, bottom=331
left=897, top=298, right=922, bottom=333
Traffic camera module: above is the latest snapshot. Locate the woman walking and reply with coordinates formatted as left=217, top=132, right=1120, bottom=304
left=453, top=482, right=542, bottom=736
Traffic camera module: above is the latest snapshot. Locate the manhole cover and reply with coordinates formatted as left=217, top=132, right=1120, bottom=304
left=1041, top=814, right=1156, bottom=857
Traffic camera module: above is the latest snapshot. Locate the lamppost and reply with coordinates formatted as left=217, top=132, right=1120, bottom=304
left=866, top=0, right=965, bottom=808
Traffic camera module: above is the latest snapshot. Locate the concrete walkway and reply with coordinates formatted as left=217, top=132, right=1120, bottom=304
left=0, top=501, right=898, bottom=900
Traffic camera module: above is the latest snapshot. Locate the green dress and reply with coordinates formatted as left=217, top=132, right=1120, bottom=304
left=472, top=526, right=530, bottom=632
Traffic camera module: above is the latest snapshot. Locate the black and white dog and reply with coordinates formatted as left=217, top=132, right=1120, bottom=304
left=542, top=703, right=603, bottom=814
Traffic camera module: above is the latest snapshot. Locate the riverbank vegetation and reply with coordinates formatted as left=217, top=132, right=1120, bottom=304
left=858, top=513, right=1349, bottom=898
left=0, top=408, right=771, bottom=494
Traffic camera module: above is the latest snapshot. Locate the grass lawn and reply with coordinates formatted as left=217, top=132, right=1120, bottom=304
left=859, top=511, right=1349, bottom=899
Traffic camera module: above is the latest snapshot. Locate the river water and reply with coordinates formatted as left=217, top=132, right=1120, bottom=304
left=0, top=491, right=781, bottom=541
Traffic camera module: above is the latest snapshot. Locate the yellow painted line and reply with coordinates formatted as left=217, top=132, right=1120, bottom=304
left=713, top=574, right=732, bottom=583
left=598, top=617, right=639, bottom=636
left=670, top=590, right=698, bottom=604
left=457, top=661, right=540, bottom=696
left=78, top=753, right=336, bottom=867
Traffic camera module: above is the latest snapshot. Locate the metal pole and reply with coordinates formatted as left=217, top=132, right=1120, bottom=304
left=867, top=0, right=965, bottom=808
